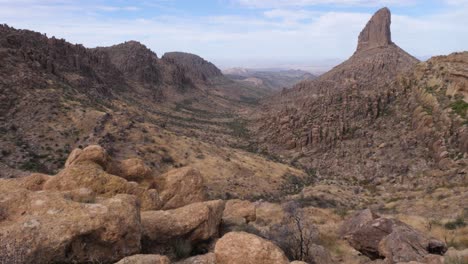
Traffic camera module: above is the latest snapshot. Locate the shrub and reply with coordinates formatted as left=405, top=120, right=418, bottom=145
left=265, top=201, right=322, bottom=263
left=444, top=216, right=466, bottom=230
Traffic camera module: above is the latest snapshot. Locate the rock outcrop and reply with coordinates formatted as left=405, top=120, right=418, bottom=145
left=341, top=209, right=447, bottom=263
left=254, top=7, right=430, bottom=187
left=356, top=7, right=393, bottom=52
left=158, top=166, right=207, bottom=210
left=0, top=186, right=141, bottom=264
left=214, top=232, right=290, bottom=264
left=141, top=200, right=225, bottom=252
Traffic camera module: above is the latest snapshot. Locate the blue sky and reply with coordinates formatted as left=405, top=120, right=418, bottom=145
left=1, top=0, right=467, bottom=71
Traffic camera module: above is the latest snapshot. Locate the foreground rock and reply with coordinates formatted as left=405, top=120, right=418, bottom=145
left=141, top=200, right=225, bottom=253
left=175, top=253, right=216, bottom=264
left=65, top=145, right=110, bottom=169
left=214, top=232, right=289, bottom=264
left=158, top=166, right=207, bottom=210
left=116, top=254, right=170, bottom=264
left=109, top=158, right=153, bottom=182
left=341, top=209, right=447, bottom=263
left=0, top=186, right=141, bottom=264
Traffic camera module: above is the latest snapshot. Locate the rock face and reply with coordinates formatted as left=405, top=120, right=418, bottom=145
left=357, top=7, right=393, bottom=52
left=159, top=166, right=207, bottom=210
left=254, top=7, right=432, bottom=187
left=0, top=186, right=141, bottom=264
left=115, top=254, right=171, bottom=264
left=340, top=210, right=447, bottom=263
left=141, top=200, right=225, bottom=250
left=214, top=232, right=290, bottom=264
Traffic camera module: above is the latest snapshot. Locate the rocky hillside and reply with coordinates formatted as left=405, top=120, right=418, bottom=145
left=224, top=68, right=316, bottom=91
left=254, top=8, right=450, bottom=185
left=0, top=23, right=292, bottom=200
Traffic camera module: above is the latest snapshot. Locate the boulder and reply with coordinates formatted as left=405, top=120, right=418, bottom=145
left=65, top=145, right=110, bottom=169
left=339, top=208, right=376, bottom=237
left=109, top=158, right=153, bottom=182
left=341, top=210, right=447, bottom=262
left=141, top=200, right=225, bottom=245
left=175, top=253, right=216, bottom=264
left=307, top=244, right=334, bottom=264
left=44, top=161, right=161, bottom=210
left=0, top=185, right=141, bottom=264
left=158, top=167, right=206, bottom=210
left=223, top=199, right=256, bottom=223
left=214, top=232, right=289, bottom=264
left=115, top=254, right=170, bottom=264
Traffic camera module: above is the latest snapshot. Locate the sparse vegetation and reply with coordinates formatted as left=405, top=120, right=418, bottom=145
left=450, top=99, right=468, bottom=118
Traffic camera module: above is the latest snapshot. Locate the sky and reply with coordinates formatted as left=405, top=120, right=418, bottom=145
left=1, top=0, right=467, bottom=72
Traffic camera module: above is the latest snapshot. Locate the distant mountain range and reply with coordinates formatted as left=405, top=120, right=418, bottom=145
left=223, top=68, right=316, bottom=91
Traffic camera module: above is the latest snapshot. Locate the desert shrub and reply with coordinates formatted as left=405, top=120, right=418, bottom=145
left=265, top=201, right=323, bottom=263
left=450, top=99, right=468, bottom=118
left=444, top=216, right=466, bottom=230
left=280, top=172, right=316, bottom=196
left=161, top=154, right=174, bottom=164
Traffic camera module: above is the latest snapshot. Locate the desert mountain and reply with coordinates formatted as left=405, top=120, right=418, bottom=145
left=224, top=68, right=316, bottom=91
left=252, top=7, right=466, bottom=189
left=0, top=24, right=296, bottom=200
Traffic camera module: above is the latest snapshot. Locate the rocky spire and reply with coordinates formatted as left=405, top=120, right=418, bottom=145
left=356, top=7, right=393, bottom=52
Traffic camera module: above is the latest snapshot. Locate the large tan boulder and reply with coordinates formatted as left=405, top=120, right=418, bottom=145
left=115, top=254, right=170, bottom=264
left=43, top=161, right=161, bottom=210
left=65, top=145, right=110, bottom=169
left=214, top=232, right=289, bottom=264
left=175, top=253, right=216, bottom=264
left=223, top=199, right=256, bottom=223
left=141, top=200, right=225, bottom=245
left=159, top=166, right=207, bottom=210
left=109, top=158, right=153, bottom=182
left=0, top=185, right=141, bottom=264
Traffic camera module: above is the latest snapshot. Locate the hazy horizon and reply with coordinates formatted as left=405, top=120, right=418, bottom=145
left=1, top=0, right=466, bottom=72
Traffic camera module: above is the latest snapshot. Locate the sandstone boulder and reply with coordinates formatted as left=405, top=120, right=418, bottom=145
left=115, top=254, right=170, bottom=264
left=223, top=199, right=256, bottom=223
left=65, top=145, right=110, bottom=169
left=109, top=158, right=153, bottom=182
left=0, top=186, right=141, bottom=264
left=159, top=166, right=207, bottom=210
left=141, top=200, right=225, bottom=246
left=175, top=253, right=216, bottom=264
left=44, top=161, right=161, bottom=210
left=214, top=232, right=289, bottom=264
